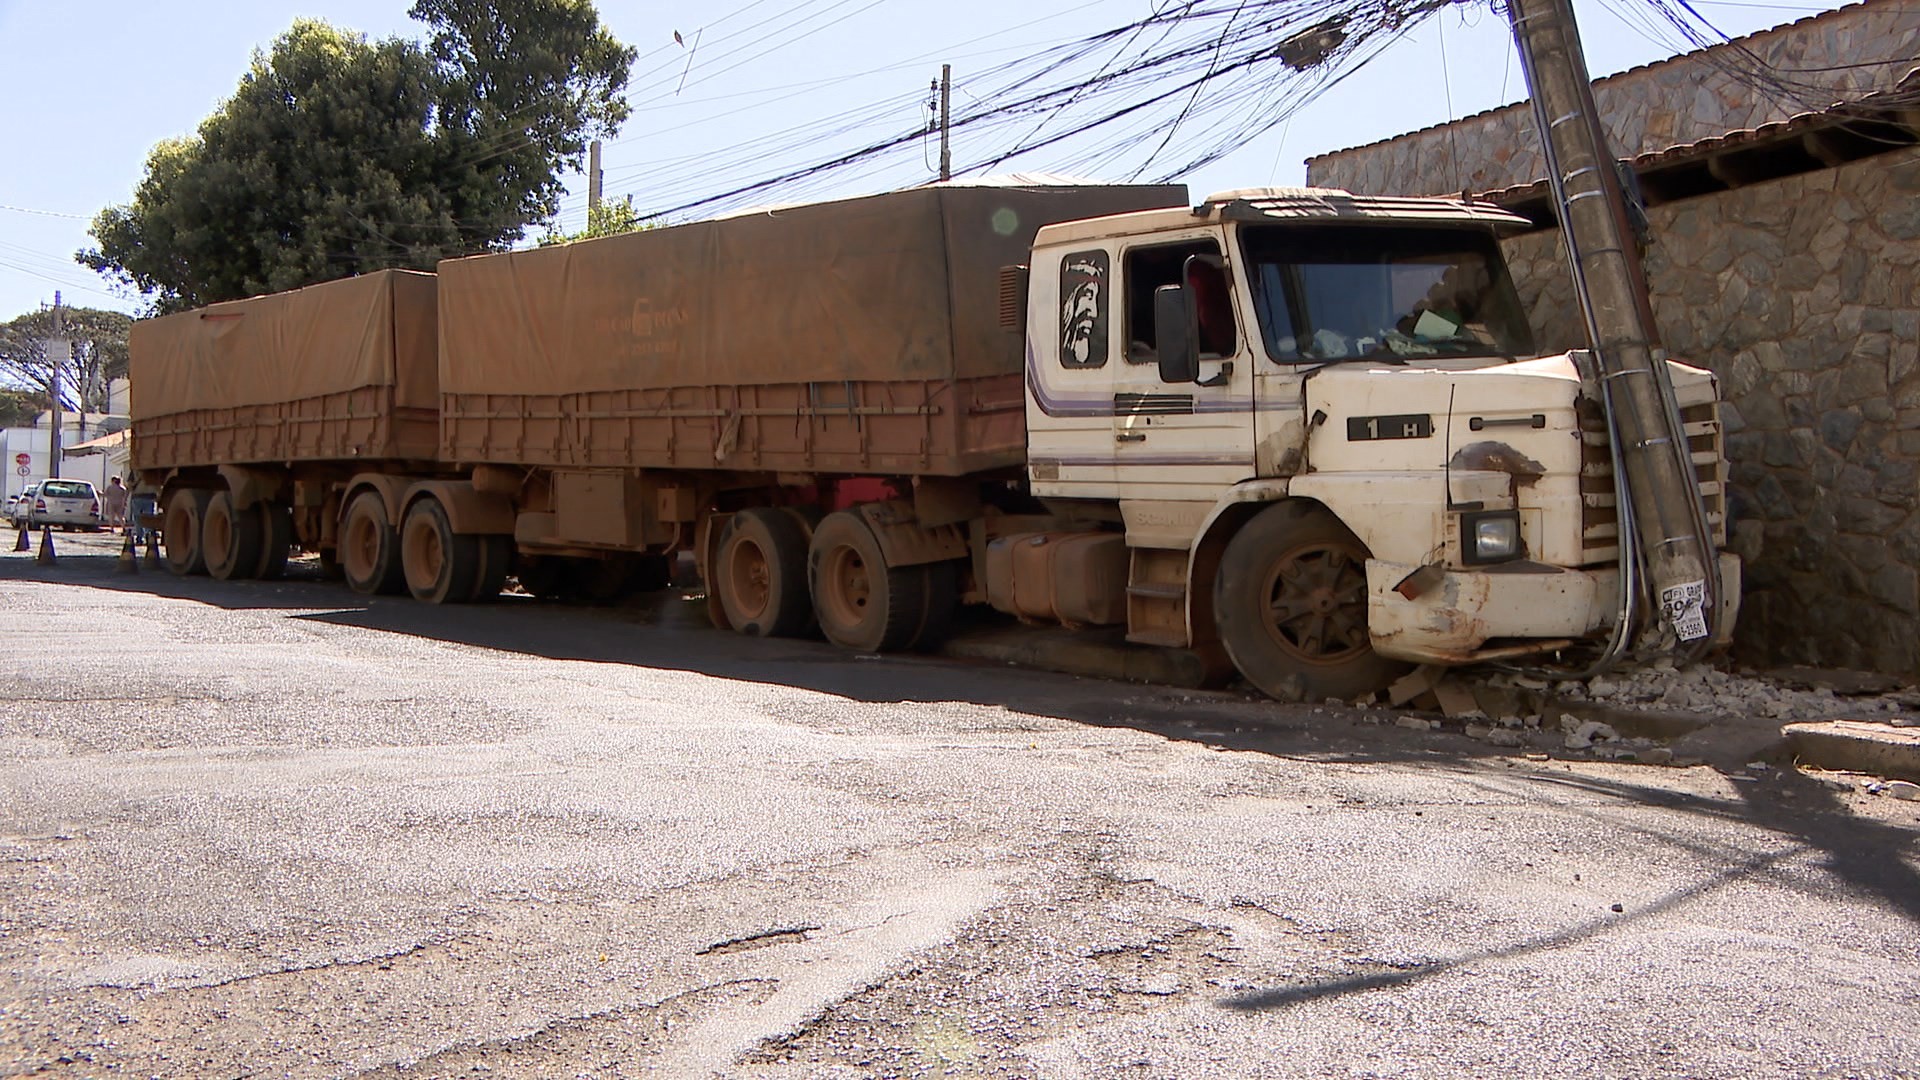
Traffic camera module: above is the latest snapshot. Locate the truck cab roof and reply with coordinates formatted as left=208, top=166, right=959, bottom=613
left=1032, top=185, right=1532, bottom=248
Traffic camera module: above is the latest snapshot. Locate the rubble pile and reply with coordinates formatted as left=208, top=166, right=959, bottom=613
left=1478, top=661, right=1917, bottom=724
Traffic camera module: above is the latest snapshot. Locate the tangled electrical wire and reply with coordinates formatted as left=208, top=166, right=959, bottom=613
left=627, top=0, right=1464, bottom=222
left=610, top=0, right=1914, bottom=226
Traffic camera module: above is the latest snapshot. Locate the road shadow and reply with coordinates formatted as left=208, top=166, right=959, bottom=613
left=9, top=548, right=1918, bottom=948
left=1224, top=765, right=1920, bottom=1012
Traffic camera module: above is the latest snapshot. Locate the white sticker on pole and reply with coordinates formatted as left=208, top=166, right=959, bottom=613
left=1661, top=579, right=1709, bottom=642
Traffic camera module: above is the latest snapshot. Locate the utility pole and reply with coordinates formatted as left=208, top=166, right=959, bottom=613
left=1506, top=0, right=1718, bottom=647
left=588, top=139, right=604, bottom=215
left=938, top=64, right=953, bottom=182
left=47, top=291, right=65, bottom=480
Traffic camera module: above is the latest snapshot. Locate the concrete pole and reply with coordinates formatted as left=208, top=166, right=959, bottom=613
left=588, top=139, right=603, bottom=215
left=48, top=291, right=63, bottom=480
left=1506, top=0, right=1718, bottom=645
left=938, top=65, right=952, bottom=182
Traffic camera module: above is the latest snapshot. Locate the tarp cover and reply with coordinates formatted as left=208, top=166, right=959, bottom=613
left=129, top=270, right=438, bottom=419
left=437, top=184, right=1186, bottom=397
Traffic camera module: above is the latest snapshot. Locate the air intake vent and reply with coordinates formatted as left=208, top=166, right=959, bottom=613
left=997, top=265, right=1029, bottom=332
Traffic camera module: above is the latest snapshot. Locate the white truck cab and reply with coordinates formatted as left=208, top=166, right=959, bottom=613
left=1018, top=187, right=1739, bottom=700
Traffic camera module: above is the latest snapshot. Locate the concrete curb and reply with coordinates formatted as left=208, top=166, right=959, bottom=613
left=1783, top=721, right=1920, bottom=782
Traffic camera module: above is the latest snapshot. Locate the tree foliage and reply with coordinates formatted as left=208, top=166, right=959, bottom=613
left=0, top=389, right=48, bottom=430
left=538, top=199, right=650, bottom=246
left=81, top=0, right=634, bottom=313
left=0, top=307, right=132, bottom=417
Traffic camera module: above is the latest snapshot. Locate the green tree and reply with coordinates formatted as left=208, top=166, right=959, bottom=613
left=0, top=307, right=133, bottom=418
left=81, top=1, right=634, bottom=313
left=538, top=199, right=650, bottom=245
left=0, top=389, right=48, bottom=429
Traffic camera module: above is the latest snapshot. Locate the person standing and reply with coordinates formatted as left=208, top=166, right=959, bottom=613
left=101, top=475, right=130, bottom=533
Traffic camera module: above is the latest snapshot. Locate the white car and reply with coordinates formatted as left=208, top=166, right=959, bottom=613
left=14, top=479, right=103, bottom=531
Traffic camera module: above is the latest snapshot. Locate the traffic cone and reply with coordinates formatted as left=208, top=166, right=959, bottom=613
left=143, top=532, right=163, bottom=570
left=116, top=531, right=139, bottom=574
left=12, top=525, right=26, bottom=553
left=35, top=527, right=54, bottom=565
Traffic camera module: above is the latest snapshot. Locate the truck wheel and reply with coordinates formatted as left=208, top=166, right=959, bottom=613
left=909, top=559, right=961, bottom=651
left=341, top=491, right=406, bottom=596
left=808, top=511, right=926, bottom=652
left=256, top=502, right=293, bottom=580
left=470, top=535, right=512, bottom=603
left=402, top=497, right=481, bottom=604
left=716, top=507, right=814, bottom=637
left=204, top=491, right=265, bottom=581
left=1213, top=502, right=1407, bottom=703
left=162, top=489, right=212, bottom=577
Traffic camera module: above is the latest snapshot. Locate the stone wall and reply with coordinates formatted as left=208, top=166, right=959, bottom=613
left=1306, top=0, right=1920, bottom=198
left=1501, top=146, right=1920, bottom=675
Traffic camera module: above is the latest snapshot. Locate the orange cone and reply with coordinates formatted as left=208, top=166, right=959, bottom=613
left=116, top=532, right=139, bottom=574
left=35, top=527, right=54, bottom=565
left=143, top=532, right=163, bottom=570
left=12, top=526, right=26, bottom=553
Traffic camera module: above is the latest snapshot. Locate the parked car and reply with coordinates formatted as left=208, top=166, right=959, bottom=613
left=7, top=483, right=38, bottom=529
left=15, top=479, right=103, bottom=531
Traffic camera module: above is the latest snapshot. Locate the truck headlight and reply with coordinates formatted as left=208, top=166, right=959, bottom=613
left=1462, top=509, right=1522, bottom=565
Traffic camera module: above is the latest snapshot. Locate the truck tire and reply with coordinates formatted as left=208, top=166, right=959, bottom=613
left=716, top=507, right=814, bottom=637
left=401, top=497, right=481, bottom=604
left=256, top=502, right=293, bottom=580
left=908, top=558, right=961, bottom=651
left=318, top=548, right=346, bottom=581
left=162, top=489, right=212, bottom=577
left=470, top=535, right=511, bottom=603
left=808, top=511, right=926, bottom=653
left=341, top=491, right=406, bottom=596
left=1213, top=501, right=1407, bottom=703
left=204, top=491, right=265, bottom=581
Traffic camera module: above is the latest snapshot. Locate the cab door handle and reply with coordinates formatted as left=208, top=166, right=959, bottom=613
left=1116, top=432, right=1147, bottom=443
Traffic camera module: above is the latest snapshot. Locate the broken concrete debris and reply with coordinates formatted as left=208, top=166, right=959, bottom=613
left=1483, top=664, right=1911, bottom=725
left=1560, top=716, right=1621, bottom=750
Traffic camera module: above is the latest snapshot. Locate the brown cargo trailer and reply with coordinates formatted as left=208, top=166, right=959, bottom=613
left=126, top=181, right=1733, bottom=705
left=130, top=269, right=443, bottom=585
left=436, top=183, right=1186, bottom=476
left=130, top=269, right=440, bottom=470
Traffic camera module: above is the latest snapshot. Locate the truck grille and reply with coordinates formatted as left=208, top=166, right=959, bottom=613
left=1576, top=385, right=1726, bottom=566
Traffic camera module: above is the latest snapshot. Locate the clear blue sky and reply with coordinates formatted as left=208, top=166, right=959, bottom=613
left=0, top=0, right=1845, bottom=320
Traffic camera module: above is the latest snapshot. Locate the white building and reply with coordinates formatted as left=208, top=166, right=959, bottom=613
left=2, top=411, right=127, bottom=501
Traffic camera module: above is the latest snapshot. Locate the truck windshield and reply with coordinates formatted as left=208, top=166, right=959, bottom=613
left=1240, top=224, right=1535, bottom=364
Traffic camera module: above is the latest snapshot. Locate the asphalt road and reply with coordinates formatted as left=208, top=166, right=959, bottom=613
left=2, top=535, right=1917, bottom=1079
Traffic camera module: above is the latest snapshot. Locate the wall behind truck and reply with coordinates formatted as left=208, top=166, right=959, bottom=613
left=436, top=182, right=1187, bottom=477
left=1500, top=146, right=1920, bottom=678
left=1301, top=2, right=1920, bottom=679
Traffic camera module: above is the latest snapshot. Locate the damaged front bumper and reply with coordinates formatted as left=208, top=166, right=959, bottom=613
left=1365, top=554, right=1742, bottom=666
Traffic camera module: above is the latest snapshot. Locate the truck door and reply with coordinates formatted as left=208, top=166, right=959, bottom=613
left=1026, top=246, right=1121, bottom=497
left=1110, top=234, right=1257, bottom=500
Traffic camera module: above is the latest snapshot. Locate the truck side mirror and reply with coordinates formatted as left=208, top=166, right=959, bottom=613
left=1153, top=284, right=1198, bottom=385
